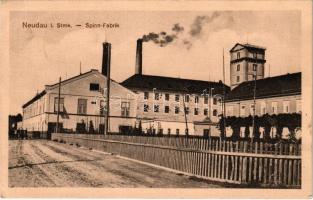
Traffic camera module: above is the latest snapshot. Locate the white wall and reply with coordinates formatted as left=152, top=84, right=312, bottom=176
left=22, top=70, right=137, bottom=133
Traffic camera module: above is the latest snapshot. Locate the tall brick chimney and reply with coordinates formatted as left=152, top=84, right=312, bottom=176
left=135, top=39, right=143, bottom=75
left=102, top=42, right=111, bottom=77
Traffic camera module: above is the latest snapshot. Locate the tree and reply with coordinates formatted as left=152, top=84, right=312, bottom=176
left=244, top=124, right=250, bottom=139
left=16, top=113, right=23, bottom=122
left=217, top=113, right=301, bottom=142
left=253, top=116, right=260, bottom=140
left=230, top=116, right=240, bottom=140
left=244, top=116, right=252, bottom=139
left=262, top=114, right=272, bottom=141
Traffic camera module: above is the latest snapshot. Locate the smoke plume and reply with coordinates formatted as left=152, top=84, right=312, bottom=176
left=182, top=12, right=234, bottom=49
left=189, top=12, right=221, bottom=38
left=140, top=12, right=232, bottom=50
left=141, top=23, right=184, bottom=47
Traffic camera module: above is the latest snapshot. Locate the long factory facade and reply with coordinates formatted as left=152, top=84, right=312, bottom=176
left=20, top=41, right=301, bottom=137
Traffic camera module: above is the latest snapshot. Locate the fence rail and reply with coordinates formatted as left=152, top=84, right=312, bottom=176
left=76, top=134, right=301, bottom=156
left=52, top=133, right=301, bottom=187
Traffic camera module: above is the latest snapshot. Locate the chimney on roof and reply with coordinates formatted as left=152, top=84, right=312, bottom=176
left=102, top=42, right=111, bottom=77
left=135, top=39, right=143, bottom=75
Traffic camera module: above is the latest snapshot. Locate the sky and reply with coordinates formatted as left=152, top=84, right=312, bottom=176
left=9, top=10, right=301, bottom=114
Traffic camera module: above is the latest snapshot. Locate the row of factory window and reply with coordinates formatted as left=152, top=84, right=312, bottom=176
left=236, top=64, right=258, bottom=72
left=23, top=100, right=45, bottom=119
left=145, top=128, right=187, bottom=135
left=143, top=104, right=218, bottom=116
left=235, top=51, right=263, bottom=60
left=226, top=100, right=301, bottom=116
left=143, top=92, right=220, bottom=104
left=53, top=97, right=131, bottom=117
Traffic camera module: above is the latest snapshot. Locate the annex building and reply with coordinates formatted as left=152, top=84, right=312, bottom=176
left=225, top=72, right=301, bottom=117
left=22, top=69, right=137, bottom=136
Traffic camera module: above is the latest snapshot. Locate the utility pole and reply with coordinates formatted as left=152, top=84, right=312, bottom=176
left=209, top=88, right=214, bottom=120
left=56, top=77, right=61, bottom=133
left=209, top=90, right=211, bottom=121
left=252, top=69, right=257, bottom=141
left=183, top=94, right=189, bottom=136
left=209, top=88, right=214, bottom=138
left=222, top=48, right=226, bottom=139
left=104, top=43, right=111, bottom=135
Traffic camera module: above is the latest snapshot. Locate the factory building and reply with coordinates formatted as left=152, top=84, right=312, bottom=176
left=225, top=72, right=301, bottom=117
left=121, top=39, right=230, bottom=136
left=21, top=43, right=137, bottom=137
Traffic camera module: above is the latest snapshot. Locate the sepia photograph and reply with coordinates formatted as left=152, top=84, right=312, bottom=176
left=1, top=0, right=312, bottom=198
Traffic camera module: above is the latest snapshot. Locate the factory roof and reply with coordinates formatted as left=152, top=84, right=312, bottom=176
left=225, top=72, right=301, bottom=102
left=22, top=69, right=133, bottom=109
left=121, top=74, right=230, bottom=94
left=46, top=69, right=100, bottom=89
left=22, top=70, right=99, bottom=108
left=22, top=90, right=47, bottom=108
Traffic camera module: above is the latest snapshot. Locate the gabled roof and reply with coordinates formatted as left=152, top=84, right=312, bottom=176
left=243, top=43, right=266, bottom=50
left=230, top=43, right=266, bottom=52
left=23, top=70, right=100, bottom=109
left=22, top=69, right=136, bottom=109
left=45, top=69, right=125, bottom=91
left=121, top=74, right=230, bottom=94
left=46, top=69, right=100, bottom=89
left=225, top=72, right=301, bottom=101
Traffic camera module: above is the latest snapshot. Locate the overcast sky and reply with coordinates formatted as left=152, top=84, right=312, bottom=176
left=9, top=10, right=301, bottom=114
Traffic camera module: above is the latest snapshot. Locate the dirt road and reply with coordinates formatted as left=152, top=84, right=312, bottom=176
left=9, top=140, right=221, bottom=188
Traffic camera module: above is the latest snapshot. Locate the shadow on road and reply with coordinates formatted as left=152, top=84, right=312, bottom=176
left=9, top=158, right=106, bottom=169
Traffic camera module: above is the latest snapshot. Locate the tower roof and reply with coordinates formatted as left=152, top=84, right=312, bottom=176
left=230, top=43, right=266, bottom=52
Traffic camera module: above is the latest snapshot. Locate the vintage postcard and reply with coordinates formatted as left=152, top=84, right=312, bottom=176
left=0, top=0, right=312, bottom=198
